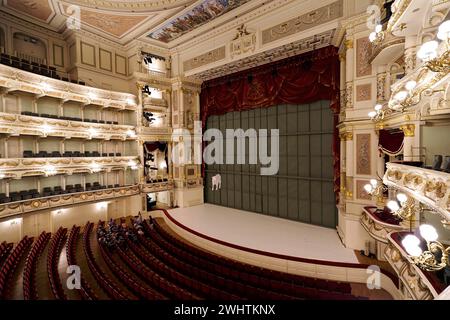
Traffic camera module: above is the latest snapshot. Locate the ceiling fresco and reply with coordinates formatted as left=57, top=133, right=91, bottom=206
left=148, top=0, right=251, bottom=43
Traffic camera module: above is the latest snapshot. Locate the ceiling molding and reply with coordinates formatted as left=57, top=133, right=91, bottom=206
left=60, top=0, right=196, bottom=12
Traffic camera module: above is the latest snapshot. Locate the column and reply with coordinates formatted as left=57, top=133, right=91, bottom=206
left=345, top=132, right=354, bottom=177
left=404, top=36, right=418, bottom=75
left=377, top=150, right=385, bottom=178
left=168, top=141, right=173, bottom=179
left=5, top=180, right=10, bottom=197
left=344, top=37, right=354, bottom=111
left=4, top=137, right=8, bottom=158
left=401, top=124, right=415, bottom=161
left=376, top=65, right=388, bottom=103
left=339, top=132, right=347, bottom=205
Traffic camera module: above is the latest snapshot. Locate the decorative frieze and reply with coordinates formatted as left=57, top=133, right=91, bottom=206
left=183, top=46, right=226, bottom=72
left=261, top=0, right=343, bottom=45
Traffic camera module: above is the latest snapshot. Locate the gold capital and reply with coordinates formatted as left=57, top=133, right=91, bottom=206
left=400, top=124, right=415, bottom=137
left=344, top=39, right=353, bottom=50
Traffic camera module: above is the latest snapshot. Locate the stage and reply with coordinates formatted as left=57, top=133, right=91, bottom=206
left=165, top=204, right=359, bottom=264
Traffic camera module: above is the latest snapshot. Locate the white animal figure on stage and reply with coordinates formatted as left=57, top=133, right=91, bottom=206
left=212, top=174, right=221, bottom=191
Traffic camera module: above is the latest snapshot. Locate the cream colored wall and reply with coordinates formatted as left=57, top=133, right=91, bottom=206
left=421, top=125, right=450, bottom=166
left=0, top=195, right=143, bottom=243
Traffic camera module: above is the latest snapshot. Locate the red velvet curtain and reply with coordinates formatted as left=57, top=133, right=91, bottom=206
left=200, top=46, right=341, bottom=202
left=378, top=129, right=404, bottom=156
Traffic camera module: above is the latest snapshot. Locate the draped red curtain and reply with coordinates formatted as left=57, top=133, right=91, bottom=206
left=200, top=45, right=341, bottom=202
left=378, top=129, right=404, bottom=156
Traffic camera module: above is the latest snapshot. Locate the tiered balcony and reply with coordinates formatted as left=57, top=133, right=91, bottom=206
left=384, top=231, right=447, bottom=299
left=0, top=184, right=140, bottom=219
left=361, top=206, right=408, bottom=243
left=0, top=156, right=139, bottom=179
left=383, top=162, right=450, bottom=222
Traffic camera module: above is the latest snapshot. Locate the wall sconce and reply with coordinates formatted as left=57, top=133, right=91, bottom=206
left=387, top=193, right=417, bottom=220
left=41, top=124, right=53, bottom=135
left=126, top=98, right=135, bottom=106
left=88, top=92, right=97, bottom=100
left=40, top=82, right=53, bottom=92
left=369, top=24, right=385, bottom=46
left=368, top=103, right=393, bottom=122
left=90, top=163, right=101, bottom=173
left=88, top=127, right=97, bottom=137
left=44, top=165, right=57, bottom=177
left=126, top=129, right=137, bottom=138
left=0, top=173, right=5, bottom=180
left=402, top=224, right=450, bottom=272
left=364, top=179, right=387, bottom=208
left=128, top=160, right=138, bottom=170
left=159, top=160, right=167, bottom=170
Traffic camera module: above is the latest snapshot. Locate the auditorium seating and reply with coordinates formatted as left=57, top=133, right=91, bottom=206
left=20, top=111, right=119, bottom=125
left=22, top=150, right=121, bottom=158
left=66, top=226, right=97, bottom=300
left=0, top=53, right=85, bottom=85
left=81, top=222, right=130, bottom=300
left=0, top=242, right=13, bottom=267
left=0, top=236, right=34, bottom=298
left=0, top=217, right=366, bottom=300
left=47, top=228, right=67, bottom=300
left=23, top=232, right=51, bottom=300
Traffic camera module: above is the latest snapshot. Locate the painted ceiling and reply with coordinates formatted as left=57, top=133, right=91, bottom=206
left=148, top=0, right=251, bottom=43
left=0, top=0, right=251, bottom=44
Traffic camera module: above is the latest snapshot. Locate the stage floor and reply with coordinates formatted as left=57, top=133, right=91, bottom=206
left=167, top=204, right=359, bottom=264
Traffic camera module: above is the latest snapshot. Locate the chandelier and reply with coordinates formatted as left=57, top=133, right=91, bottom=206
left=364, top=179, right=387, bottom=208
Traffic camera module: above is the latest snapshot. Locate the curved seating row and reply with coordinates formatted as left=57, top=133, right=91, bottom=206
left=47, top=227, right=68, bottom=300
left=66, top=226, right=98, bottom=300
left=81, top=222, right=129, bottom=300
left=23, top=232, right=51, bottom=300
left=0, top=236, right=34, bottom=298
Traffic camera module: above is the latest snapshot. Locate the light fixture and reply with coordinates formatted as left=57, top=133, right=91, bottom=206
left=88, top=127, right=97, bottom=136
left=368, top=103, right=392, bottom=123
left=0, top=173, right=5, bottom=180
left=437, top=20, right=450, bottom=41
left=96, top=201, right=108, bottom=210
left=402, top=224, right=450, bottom=271
left=416, top=21, right=450, bottom=72
left=90, top=163, right=101, bottom=173
left=126, top=129, right=136, bottom=138
left=88, top=92, right=97, bottom=100
left=41, top=82, right=53, bottom=92
left=128, top=160, right=138, bottom=170
left=387, top=193, right=416, bottom=220
left=364, top=179, right=387, bottom=208
left=159, top=160, right=167, bottom=170
left=41, top=124, right=53, bottom=134
left=394, top=91, right=408, bottom=102
left=44, top=165, right=57, bottom=176
left=126, top=98, right=135, bottom=106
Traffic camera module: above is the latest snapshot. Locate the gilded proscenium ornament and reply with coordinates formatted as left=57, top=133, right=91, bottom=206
left=400, top=124, right=415, bottom=137
left=339, top=132, right=353, bottom=141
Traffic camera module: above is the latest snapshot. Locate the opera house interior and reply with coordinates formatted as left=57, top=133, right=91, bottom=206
left=0, top=0, right=449, bottom=307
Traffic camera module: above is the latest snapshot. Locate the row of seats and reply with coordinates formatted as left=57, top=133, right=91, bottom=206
left=114, top=241, right=195, bottom=300
left=0, top=242, right=13, bottom=267
left=82, top=222, right=130, bottom=300
left=66, top=226, right=97, bottom=300
left=23, top=232, right=51, bottom=300
left=138, top=224, right=296, bottom=300
left=149, top=219, right=354, bottom=298
left=20, top=111, right=119, bottom=125
left=127, top=237, right=238, bottom=300
left=47, top=228, right=67, bottom=300
left=426, top=155, right=450, bottom=173
left=23, top=150, right=122, bottom=158
left=0, top=183, right=118, bottom=204
left=0, top=236, right=34, bottom=298
left=98, top=234, right=168, bottom=300
left=0, top=53, right=85, bottom=85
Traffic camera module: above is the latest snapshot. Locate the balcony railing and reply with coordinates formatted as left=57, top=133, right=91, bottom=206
left=0, top=184, right=140, bottom=219
left=0, top=112, right=137, bottom=140
left=0, top=64, right=136, bottom=111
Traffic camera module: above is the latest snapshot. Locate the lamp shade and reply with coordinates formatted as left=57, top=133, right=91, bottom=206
left=396, top=193, right=408, bottom=203
left=364, top=184, right=373, bottom=193
left=387, top=200, right=400, bottom=212
left=417, top=41, right=439, bottom=62
left=402, top=235, right=423, bottom=257
left=437, top=20, right=450, bottom=41
left=419, top=224, right=438, bottom=242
